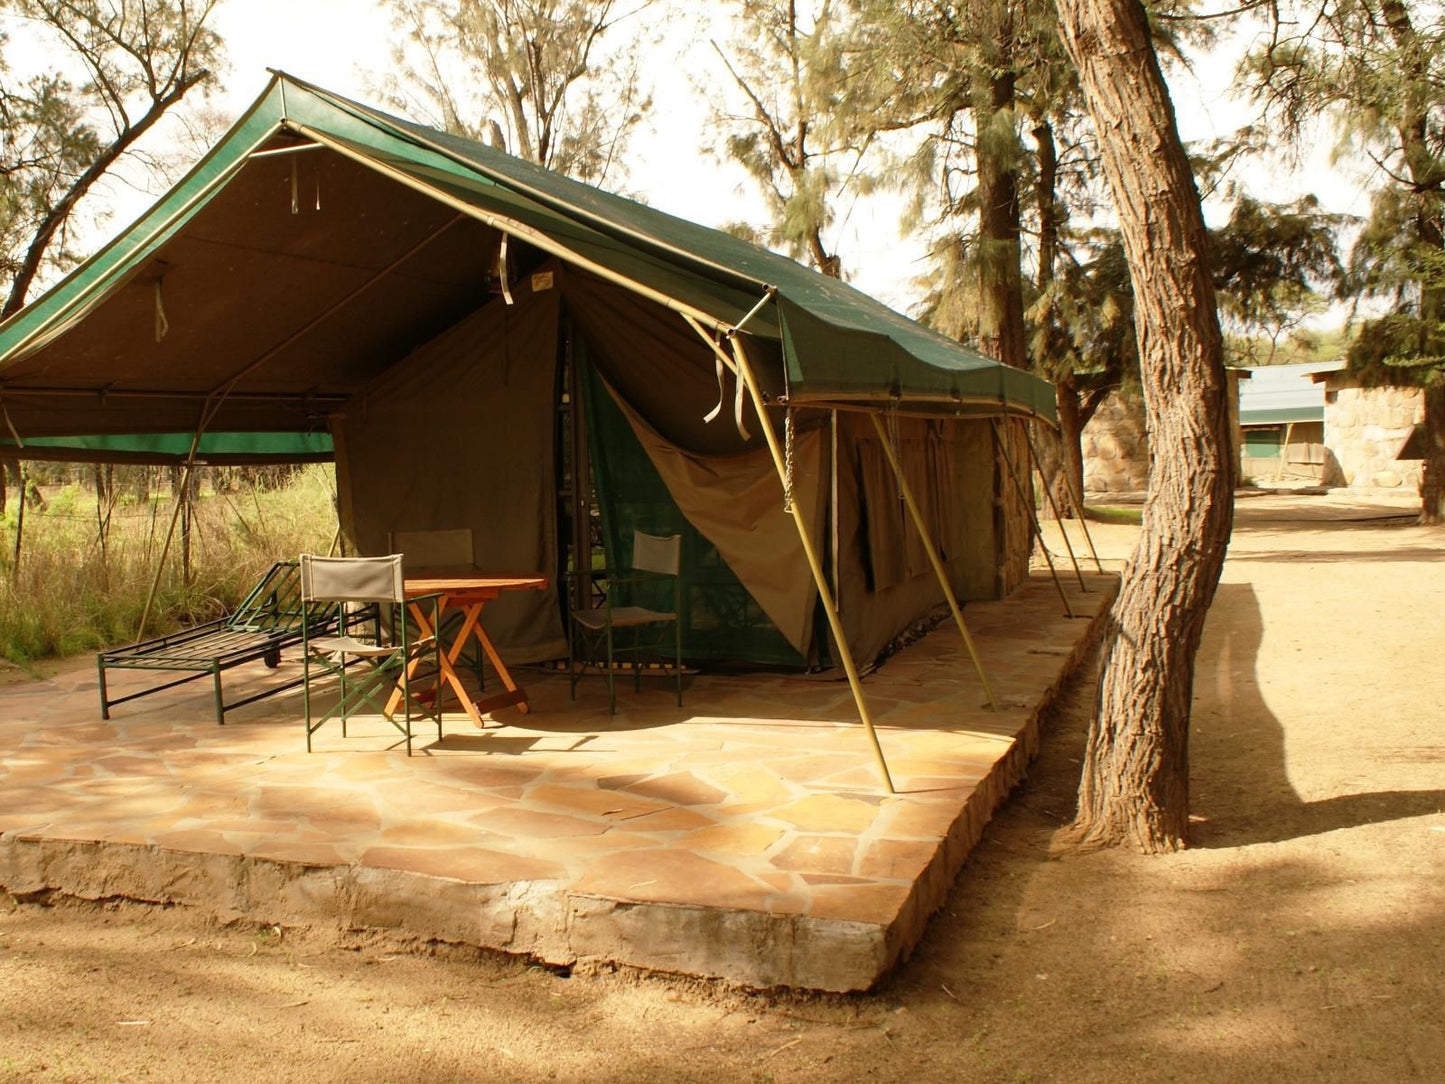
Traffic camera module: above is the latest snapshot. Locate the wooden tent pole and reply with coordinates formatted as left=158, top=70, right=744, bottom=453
left=728, top=336, right=896, bottom=795
left=868, top=413, right=998, bottom=710
left=991, top=418, right=1075, bottom=618
left=1022, top=425, right=1087, bottom=591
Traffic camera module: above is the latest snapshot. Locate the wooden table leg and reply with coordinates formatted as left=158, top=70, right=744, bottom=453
left=386, top=598, right=487, bottom=729
left=466, top=620, right=530, bottom=718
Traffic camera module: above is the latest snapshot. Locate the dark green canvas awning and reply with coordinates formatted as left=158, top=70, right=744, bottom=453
left=0, top=72, right=1056, bottom=446
left=0, top=431, right=332, bottom=466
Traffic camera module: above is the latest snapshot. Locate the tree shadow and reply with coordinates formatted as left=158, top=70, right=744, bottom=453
left=1189, top=580, right=1445, bottom=847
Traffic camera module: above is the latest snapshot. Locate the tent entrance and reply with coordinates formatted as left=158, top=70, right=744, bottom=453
left=574, top=335, right=805, bottom=668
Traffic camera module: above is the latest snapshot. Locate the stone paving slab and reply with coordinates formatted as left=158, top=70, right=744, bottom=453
left=0, top=571, right=1116, bottom=991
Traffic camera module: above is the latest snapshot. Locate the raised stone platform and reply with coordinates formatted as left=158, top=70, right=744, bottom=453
left=0, top=571, right=1115, bottom=991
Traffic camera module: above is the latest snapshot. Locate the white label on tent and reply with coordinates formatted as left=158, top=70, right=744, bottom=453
left=531, top=271, right=555, bottom=292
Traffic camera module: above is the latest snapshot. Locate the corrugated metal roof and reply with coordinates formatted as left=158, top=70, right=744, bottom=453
left=1238, top=361, right=1345, bottom=426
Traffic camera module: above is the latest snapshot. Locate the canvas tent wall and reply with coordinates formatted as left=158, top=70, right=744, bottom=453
left=0, top=73, right=1057, bottom=676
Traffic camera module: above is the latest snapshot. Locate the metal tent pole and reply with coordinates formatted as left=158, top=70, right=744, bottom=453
left=1023, top=425, right=1087, bottom=591
left=991, top=418, right=1074, bottom=618
left=1054, top=433, right=1106, bottom=574
left=868, top=412, right=998, bottom=709
left=134, top=396, right=225, bottom=641
left=728, top=336, right=895, bottom=795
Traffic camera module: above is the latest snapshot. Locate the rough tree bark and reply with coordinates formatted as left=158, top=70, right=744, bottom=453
left=1054, top=0, right=1235, bottom=851
left=1423, top=383, right=1445, bottom=524
left=973, top=67, right=1027, bottom=371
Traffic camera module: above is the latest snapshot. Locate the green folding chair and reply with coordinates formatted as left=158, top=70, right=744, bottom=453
left=300, top=554, right=442, bottom=755
left=568, top=530, right=684, bottom=714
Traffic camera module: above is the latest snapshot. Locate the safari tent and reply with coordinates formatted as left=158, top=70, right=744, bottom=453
left=0, top=74, right=1057, bottom=782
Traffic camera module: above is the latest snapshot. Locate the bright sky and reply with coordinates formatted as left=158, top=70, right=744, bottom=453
left=32, top=1, right=1381, bottom=319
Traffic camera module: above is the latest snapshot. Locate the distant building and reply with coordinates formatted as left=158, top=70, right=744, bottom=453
left=1237, top=360, right=1344, bottom=483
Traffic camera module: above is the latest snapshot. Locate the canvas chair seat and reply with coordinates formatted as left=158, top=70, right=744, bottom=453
left=570, top=604, right=675, bottom=631
left=569, top=531, right=684, bottom=715
left=307, top=634, right=409, bottom=658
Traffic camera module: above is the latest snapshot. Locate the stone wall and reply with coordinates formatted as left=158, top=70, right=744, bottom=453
left=1081, top=389, right=1149, bottom=494
left=1321, top=379, right=1424, bottom=489
left=1081, top=373, right=1244, bottom=495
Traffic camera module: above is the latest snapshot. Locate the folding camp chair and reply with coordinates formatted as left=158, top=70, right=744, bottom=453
left=568, top=531, right=684, bottom=714
left=299, top=554, right=442, bottom=755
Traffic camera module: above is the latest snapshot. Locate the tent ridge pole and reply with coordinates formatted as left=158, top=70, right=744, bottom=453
left=729, top=335, right=896, bottom=796
left=867, top=412, right=998, bottom=710
left=681, top=314, right=740, bottom=376
left=292, top=79, right=772, bottom=299
left=729, top=286, right=777, bottom=335
left=992, top=418, right=1074, bottom=618
left=285, top=122, right=737, bottom=337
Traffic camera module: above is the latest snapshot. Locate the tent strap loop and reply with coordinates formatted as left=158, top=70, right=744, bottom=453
left=732, top=357, right=749, bottom=440
left=497, top=235, right=514, bottom=306
left=703, top=350, right=726, bottom=425
left=154, top=278, right=169, bottom=343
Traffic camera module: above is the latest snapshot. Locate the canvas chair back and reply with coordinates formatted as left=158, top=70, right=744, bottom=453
left=632, top=531, right=681, bottom=576
left=387, top=528, right=474, bottom=571
left=300, top=554, right=405, bottom=604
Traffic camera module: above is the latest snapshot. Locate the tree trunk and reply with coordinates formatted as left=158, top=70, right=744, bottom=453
left=1422, top=382, right=1445, bottom=525
left=1054, top=375, right=1086, bottom=512
left=973, top=64, right=1028, bottom=372
left=1055, top=0, right=1235, bottom=852
left=3, top=71, right=208, bottom=316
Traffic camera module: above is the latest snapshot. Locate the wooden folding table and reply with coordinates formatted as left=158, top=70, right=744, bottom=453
left=385, top=572, right=548, bottom=728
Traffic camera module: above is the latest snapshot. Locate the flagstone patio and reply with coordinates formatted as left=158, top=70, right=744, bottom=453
left=0, top=570, right=1116, bottom=991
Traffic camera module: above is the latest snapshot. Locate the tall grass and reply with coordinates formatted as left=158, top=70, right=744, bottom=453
left=0, top=465, right=337, bottom=663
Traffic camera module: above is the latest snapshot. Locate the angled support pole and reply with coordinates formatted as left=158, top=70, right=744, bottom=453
left=1022, top=425, right=1087, bottom=591
left=727, top=336, right=895, bottom=795
left=135, top=392, right=228, bottom=641
left=1055, top=440, right=1105, bottom=574
left=867, top=413, right=998, bottom=710
left=991, top=417, right=1075, bottom=619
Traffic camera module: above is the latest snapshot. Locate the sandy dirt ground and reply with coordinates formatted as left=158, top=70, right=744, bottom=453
left=1, top=490, right=1441, bottom=1083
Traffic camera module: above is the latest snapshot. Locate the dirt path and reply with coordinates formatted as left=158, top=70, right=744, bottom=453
left=2, top=491, right=1441, bottom=1082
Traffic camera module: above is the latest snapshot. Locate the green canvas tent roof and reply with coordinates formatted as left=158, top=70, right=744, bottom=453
left=0, top=72, right=1055, bottom=453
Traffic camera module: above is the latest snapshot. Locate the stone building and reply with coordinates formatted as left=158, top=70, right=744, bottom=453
left=1318, top=374, right=1424, bottom=490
